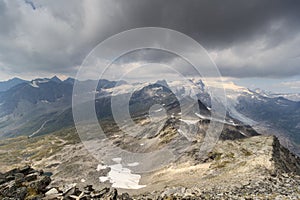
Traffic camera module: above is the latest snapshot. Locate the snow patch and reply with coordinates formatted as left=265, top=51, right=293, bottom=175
left=239, top=131, right=248, bottom=137
left=97, top=164, right=107, bottom=171
left=195, top=112, right=237, bottom=126
left=112, top=157, right=122, bottom=163
left=41, top=100, right=50, bottom=103
left=194, top=112, right=208, bottom=119
left=154, top=108, right=163, bottom=113
left=30, top=81, right=39, bottom=88
left=99, top=177, right=109, bottom=182
left=98, top=158, right=146, bottom=189
left=127, top=162, right=139, bottom=167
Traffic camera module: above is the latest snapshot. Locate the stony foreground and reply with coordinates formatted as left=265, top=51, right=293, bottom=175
left=1, top=135, right=300, bottom=199
left=0, top=165, right=299, bottom=200
left=0, top=165, right=129, bottom=200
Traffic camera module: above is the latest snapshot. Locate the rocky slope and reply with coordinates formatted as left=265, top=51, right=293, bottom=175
left=0, top=133, right=299, bottom=199
left=1, top=165, right=299, bottom=200
left=0, top=165, right=132, bottom=200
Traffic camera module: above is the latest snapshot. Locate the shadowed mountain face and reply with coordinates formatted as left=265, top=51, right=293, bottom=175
left=0, top=79, right=72, bottom=117
left=0, top=78, right=122, bottom=138
left=232, top=91, right=300, bottom=154
left=0, top=78, right=28, bottom=92
left=237, top=95, right=300, bottom=140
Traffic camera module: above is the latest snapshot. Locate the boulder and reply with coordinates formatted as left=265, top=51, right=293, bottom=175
left=45, top=188, right=59, bottom=195
left=28, top=176, right=51, bottom=193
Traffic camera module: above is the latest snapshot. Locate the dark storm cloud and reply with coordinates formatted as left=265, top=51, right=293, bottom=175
left=0, top=0, right=300, bottom=79
left=117, top=0, right=300, bottom=49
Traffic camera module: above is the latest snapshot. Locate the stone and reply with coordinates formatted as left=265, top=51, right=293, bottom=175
left=14, top=173, right=25, bottom=186
left=14, top=173, right=24, bottom=179
left=73, top=187, right=83, bottom=196
left=14, top=187, right=28, bottom=199
left=0, top=179, right=5, bottom=185
left=6, top=168, right=20, bottom=176
left=45, top=188, right=59, bottom=195
left=19, top=165, right=32, bottom=175
left=29, top=176, right=51, bottom=193
left=25, top=174, right=38, bottom=182
left=5, top=176, right=14, bottom=182
left=0, top=183, right=18, bottom=198
left=91, top=187, right=109, bottom=198
left=108, top=188, right=118, bottom=200
left=61, top=183, right=77, bottom=197
left=63, top=186, right=76, bottom=197
left=119, top=192, right=132, bottom=200
left=84, top=184, right=94, bottom=192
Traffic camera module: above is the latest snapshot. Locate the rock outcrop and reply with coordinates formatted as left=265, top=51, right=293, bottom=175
left=272, top=136, right=300, bottom=175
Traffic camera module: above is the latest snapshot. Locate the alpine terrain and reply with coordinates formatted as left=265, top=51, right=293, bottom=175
left=0, top=77, right=299, bottom=199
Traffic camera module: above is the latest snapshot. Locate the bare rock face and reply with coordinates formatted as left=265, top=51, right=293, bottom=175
left=272, top=136, right=300, bottom=175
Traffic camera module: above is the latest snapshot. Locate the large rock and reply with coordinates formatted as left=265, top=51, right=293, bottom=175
left=28, top=176, right=51, bottom=193
left=272, top=137, right=300, bottom=175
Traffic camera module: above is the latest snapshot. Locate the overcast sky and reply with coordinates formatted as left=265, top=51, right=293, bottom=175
left=0, top=0, right=300, bottom=93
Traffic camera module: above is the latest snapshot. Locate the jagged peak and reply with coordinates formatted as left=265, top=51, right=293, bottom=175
left=50, top=76, right=62, bottom=83
left=155, top=79, right=169, bottom=88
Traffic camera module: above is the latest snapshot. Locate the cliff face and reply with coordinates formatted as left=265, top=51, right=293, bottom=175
left=272, top=136, right=300, bottom=175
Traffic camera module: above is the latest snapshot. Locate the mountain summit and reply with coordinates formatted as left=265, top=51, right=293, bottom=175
left=0, top=77, right=28, bottom=92
left=50, top=76, right=62, bottom=83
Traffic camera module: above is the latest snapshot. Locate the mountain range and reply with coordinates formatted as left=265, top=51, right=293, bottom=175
left=0, top=77, right=28, bottom=92
left=0, top=76, right=299, bottom=155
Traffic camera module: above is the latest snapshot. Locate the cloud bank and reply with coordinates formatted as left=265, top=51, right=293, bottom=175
left=0, top=0, right=300, bottom=80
